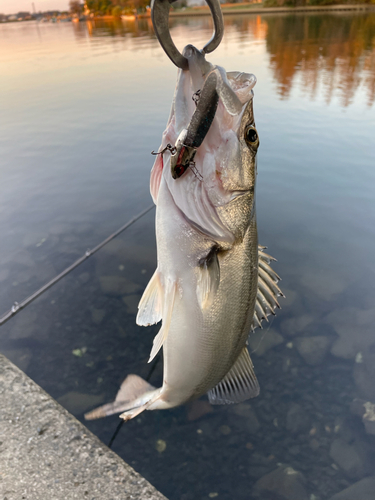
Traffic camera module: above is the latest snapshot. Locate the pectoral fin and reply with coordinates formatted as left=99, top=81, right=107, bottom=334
left=208, top=347, right=259, bottom=404
left=150, top=154, right=164, bottom=204
left=148, top=279, right=177, bottom=362
left=197, top=246, right=220, bottom=309
left=136, top=270, right=162, bottom=327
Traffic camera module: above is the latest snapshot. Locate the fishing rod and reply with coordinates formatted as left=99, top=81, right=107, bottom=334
left=0, top=204, right=155, bottom=327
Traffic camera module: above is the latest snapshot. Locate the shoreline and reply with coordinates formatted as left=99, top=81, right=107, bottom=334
left=169, top=3, right=375, bottom=16
left=91, top=3, right=375, bottom=21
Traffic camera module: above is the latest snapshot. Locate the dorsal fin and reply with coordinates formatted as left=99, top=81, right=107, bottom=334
left=208, top=347, right=259, bottom=405
left=252, top=246, right=284, bottom=330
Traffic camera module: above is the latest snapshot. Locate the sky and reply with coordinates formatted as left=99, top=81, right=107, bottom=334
left=0, top=0, right=70, bottom=14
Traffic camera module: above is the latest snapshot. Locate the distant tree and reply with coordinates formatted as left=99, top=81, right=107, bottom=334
left=16, top=11, right=31, bottom=18
left=125, top=0, right=149, bottom=12
left=112, top=5, right=122, bottom=15
left=69, top=1, right=83, bottom=14
left=85, top=0, right=149, bottom=15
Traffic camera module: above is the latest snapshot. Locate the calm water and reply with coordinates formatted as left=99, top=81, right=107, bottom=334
left=1, top=12, right=375, bottom=500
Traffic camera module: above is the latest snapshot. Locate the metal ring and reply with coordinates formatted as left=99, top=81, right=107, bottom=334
left=151, top=0, right=224, bottom=70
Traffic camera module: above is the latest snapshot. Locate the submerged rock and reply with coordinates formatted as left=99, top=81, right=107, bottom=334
left=329, top=476, right=375, bottom=500
left=99, top=276, right=141, bottom=296
left=78, top=272, right=90, bottom=284
left=327, top=307, right=375, bottom=359
left=186, top=400, right=213, bottom=422
left=252, top=465, right=309, bottom=500
left=286, top=403, right=310, bottom=435
left=57, top=391, right=105, bottom=415
left=248, top=329, right=284, bottom=356
left=96, top=240, right=156, bottom=274
left=8, top=309, right=38, bottom=340
left=230, top=403, right=261, bottom=434
left=295, top=336, right=332, bottom=366
left=299, top=269, right=345, bottom=301
left=2, top=348, right=32, bottom=372
left=353, top=345, right=375, bottom=401
left=248, top=465, right=272, bottom=479
left=329, top=438, right=373, bottom=479
left=122, top=294, right=140, bottom=315
left=91, top=308, right=106, bottom=325
left=363, top=402, right=375, bottom=436
left=280, top=314, right=314, bottom=337
left=350, top=399, right=375, bottom=436
left=350, top=398, right=367, bottom=418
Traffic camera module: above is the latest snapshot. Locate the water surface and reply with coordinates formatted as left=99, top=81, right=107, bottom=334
left=1, top=12, right=375, bottom=500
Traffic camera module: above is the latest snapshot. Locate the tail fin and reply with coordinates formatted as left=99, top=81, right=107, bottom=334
left=84, top=374, right=159, bottom=420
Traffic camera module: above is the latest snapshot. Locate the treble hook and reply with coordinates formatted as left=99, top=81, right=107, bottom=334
left=151, top=143, right=177, bottom=156
left=151, top=0, right=224, bottom=70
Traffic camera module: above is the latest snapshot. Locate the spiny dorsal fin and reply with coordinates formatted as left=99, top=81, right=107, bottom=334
left=136, top=270, right=162, bottom=327
left=252, top=246, right=284, bottom=330
left=148, top=279, right=177, bottom=362
left=197, top=246, right=220, bottom=309
left=208, top=347, right=259, bottom=404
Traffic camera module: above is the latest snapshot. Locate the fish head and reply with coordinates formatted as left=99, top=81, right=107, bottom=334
left=152, top=47, right=259, bottom=245
left=208, top=71, right=259, bottom=203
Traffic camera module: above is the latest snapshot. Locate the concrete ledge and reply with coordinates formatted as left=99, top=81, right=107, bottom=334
left=0, top=354, right=167, bottom=500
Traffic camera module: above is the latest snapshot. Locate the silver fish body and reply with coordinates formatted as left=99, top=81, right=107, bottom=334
left=85, top=46, right=281, bottom=422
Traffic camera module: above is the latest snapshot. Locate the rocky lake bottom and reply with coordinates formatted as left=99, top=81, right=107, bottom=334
left=1, top=211, right=374, bottom=500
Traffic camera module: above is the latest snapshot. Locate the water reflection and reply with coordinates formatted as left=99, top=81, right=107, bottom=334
left=265, top=13, right=375, bottom=106
left=81, top=13, right=375, bottom=106
left=85, top=18, right=156, bottom=39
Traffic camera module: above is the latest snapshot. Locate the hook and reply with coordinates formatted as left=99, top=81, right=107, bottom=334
left=151, top=0, right=224, bottom=70
left=151, top=143, right=177, bottom=156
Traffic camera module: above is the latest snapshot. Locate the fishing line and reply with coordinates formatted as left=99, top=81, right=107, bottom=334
left=107, top=353, right=161, bottom=449
left=249, top=314, right=276, bottom=355
left=0, top=204, right=155, bottom=327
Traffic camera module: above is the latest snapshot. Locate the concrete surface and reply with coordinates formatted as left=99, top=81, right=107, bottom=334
left=0, top=353, right=167, bottom=500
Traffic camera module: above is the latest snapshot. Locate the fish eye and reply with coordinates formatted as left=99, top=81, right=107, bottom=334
left=245, top=126, right=259, bottom=147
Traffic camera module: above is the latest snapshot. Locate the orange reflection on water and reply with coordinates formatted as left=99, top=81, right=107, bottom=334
left=265, top=13, right=375, bottom=106
left=82, top=12, right=375, bottom=107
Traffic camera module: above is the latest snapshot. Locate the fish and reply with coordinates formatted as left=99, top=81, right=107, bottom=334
left=85, top=45, right=283, bottom=422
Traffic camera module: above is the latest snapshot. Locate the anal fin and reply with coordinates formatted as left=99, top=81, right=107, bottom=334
left=208, top=347, right=259, bottom=405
